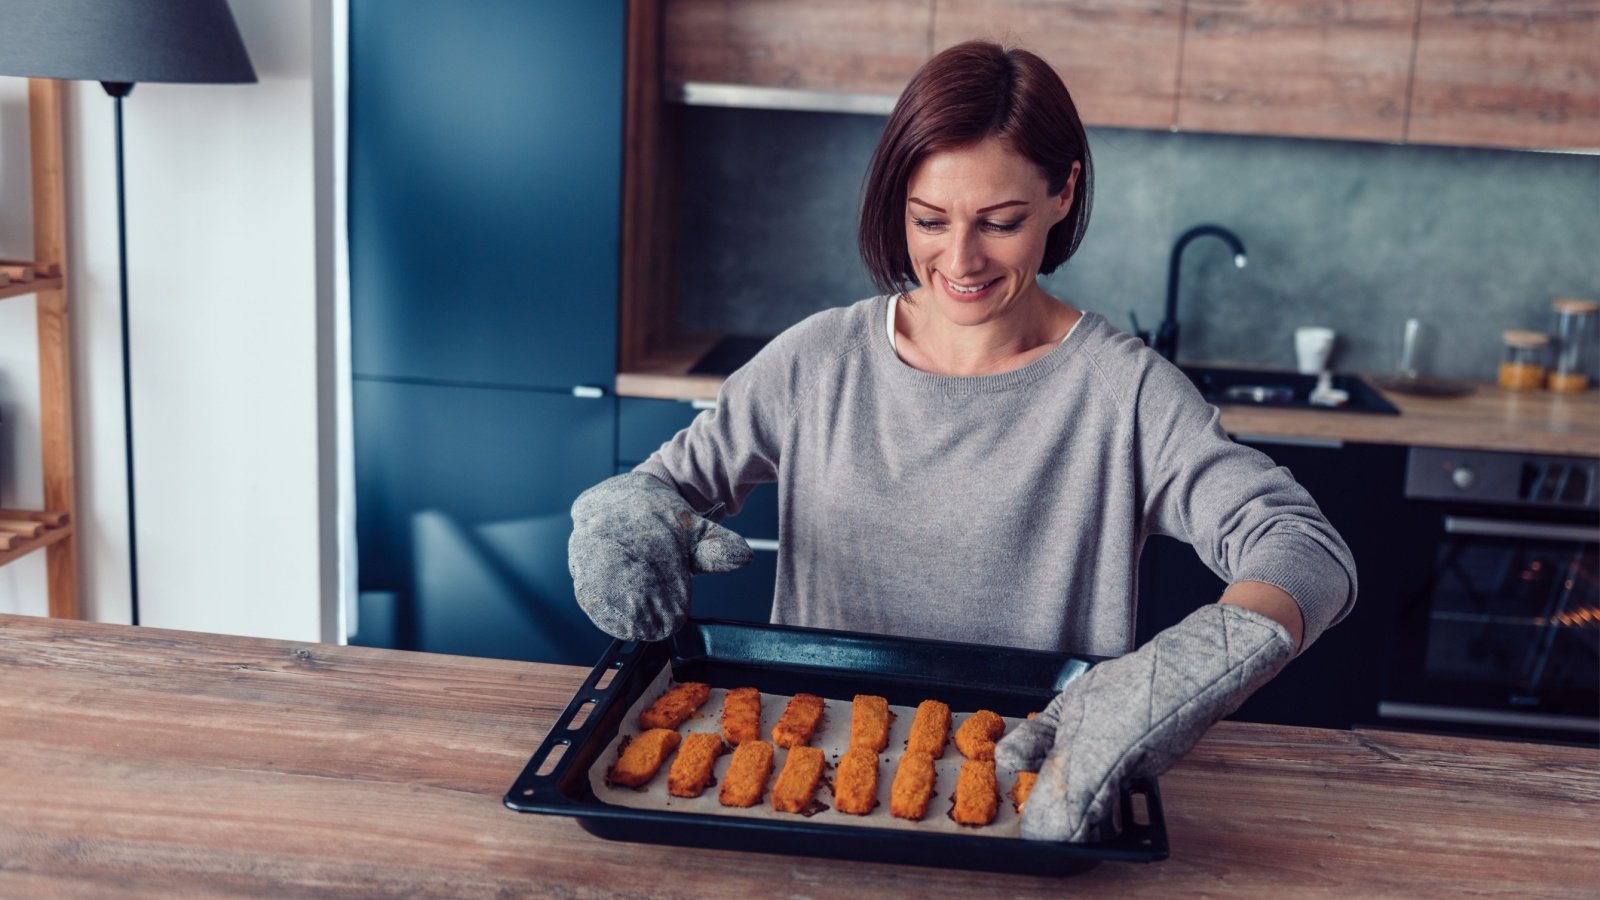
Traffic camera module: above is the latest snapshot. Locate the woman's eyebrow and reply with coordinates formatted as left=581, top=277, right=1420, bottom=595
left=977, top=200, right=1027, bottom=214
left=906, top=197, right=1028, bottom=214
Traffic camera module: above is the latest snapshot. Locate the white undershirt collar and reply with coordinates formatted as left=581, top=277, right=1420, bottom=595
left=887, top=292, right=1080, bottom=354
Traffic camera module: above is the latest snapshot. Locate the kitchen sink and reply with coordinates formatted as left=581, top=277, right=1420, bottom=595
left=1181, top=365, right=1400, bottom=415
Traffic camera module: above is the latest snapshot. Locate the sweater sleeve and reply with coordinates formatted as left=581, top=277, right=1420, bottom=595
left=634, top=327, right=806, bottom=519
left=1133, top=359, right=1357, bottom=651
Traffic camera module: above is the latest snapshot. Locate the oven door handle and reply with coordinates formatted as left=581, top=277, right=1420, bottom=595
left=1444, top=516, right=1600, bottom=543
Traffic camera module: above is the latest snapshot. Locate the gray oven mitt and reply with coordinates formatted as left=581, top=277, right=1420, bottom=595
left=995, top=602, right=1294, bottom=843
left=569, top=472, right=752, bottom=641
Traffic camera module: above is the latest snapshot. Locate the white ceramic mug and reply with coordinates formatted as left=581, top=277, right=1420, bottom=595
left=1295, top=327, right=1336, bottom=375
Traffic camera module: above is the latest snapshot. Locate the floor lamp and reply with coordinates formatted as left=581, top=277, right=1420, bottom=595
left=0, top=1, right=256, bottom=624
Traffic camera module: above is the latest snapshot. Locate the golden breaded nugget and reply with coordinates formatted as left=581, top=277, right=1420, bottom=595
left=667, top=732, right=725, bottom=798
left=771, top=692, right=826, bottom=749
left=849, top=694, right=892, bottom=752
left=952, top=759, right=999, bottom=826
left=906, top=699, right=950, bottom=757
left=890, top=750, right=937, bottom=821
left=718, top=740, right=775, bottom=808
left=607, top=728, right=680, bottom=789
left=1010, top=771, right=1038, bottom=813
left=954, top=709, right=1006, bottom=760
left=720, top=687, right=762, bottom=746
left=833, top=745, right=879, bottom=815
left=771, top=745, right=827, bottom=814
left=639, top=681, right=711, bottom=730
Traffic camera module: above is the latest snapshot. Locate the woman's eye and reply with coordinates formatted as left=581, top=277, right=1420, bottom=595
left=984, top=220, right=1023, bottom=234
left=911, top=217, right=945, bottom=230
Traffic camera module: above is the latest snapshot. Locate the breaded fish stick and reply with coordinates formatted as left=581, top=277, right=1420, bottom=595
left=1010, top=771, right=1038, bottom=814
left=771, top=692, right=826, bottom=748
left=833, top=745, right=879, bottom=815
left=954, top=709, right=1006, bottom=760
left=607, top=728, right=681, bottom=789
left=905, top=699, right=951, bottom=757
left=952, top=759, right=999, bottom=826
left=771, top=745, right=827, bottom=814
left=718, top=740, right=775, bottom=808
left=639, top=681, right=711, bottom=730
left=849, top=694, right=892, bottom=752
left=667, top=732, right=725, bottom=798
left=890, top=750, right=937, bottom=821
left=720, top=686, right=762, bottom=746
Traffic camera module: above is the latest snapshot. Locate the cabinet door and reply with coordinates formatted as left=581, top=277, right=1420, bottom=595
left=664, top=0, right=931, bottom=95
left=353, top=379, right=616, bottom=665
left=932, top=0, right=1184, bottom=131
left=349, top=0, right=623, bottom=389
left=1137, top=441, right=1422, bottom=730
left=1407, top=0, right=1600, bottom=150
left=1176, top=0, right=1415, bottom=142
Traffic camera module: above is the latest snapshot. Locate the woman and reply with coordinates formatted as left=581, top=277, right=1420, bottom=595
left=569, top=41, right=1356, bottom=843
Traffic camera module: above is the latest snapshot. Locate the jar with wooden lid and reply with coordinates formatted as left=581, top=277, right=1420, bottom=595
left=1549, top=298, right=1597, bottom=393
left=1499, top=330, right=1549, bottom=391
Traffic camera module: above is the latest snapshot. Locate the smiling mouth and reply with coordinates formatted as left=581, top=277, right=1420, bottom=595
left=943, top=275, right=999, bottom=296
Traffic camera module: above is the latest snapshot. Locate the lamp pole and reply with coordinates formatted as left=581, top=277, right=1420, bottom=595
left=104, top=80, right=140, bottom=624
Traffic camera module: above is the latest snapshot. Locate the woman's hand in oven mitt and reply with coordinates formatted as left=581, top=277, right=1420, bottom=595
left=568, top=472, right=752, bottom=641
left=995, top=602, right=1295, bottom=842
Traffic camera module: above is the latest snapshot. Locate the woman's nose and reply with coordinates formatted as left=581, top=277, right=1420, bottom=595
left=946, top=226, right=984, bottom=277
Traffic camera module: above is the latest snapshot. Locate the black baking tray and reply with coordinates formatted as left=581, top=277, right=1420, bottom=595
left=504, top=619, right=1169, bottom=876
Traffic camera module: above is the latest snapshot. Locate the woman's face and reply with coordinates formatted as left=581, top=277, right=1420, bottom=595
left=903, top=137, right=1076, bottom=327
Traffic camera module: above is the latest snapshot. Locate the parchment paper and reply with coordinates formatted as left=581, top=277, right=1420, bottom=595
left=588, top=665, right=1036, bottom=839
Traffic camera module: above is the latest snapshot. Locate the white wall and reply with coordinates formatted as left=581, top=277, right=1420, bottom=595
left=0, top=0, right=345, bottom=643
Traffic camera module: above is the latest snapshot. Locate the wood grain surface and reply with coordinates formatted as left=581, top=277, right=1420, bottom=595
left=931, top=0, right=1186, bottom=130
left=1177, top=0, right=1417, bottom=142
left=1408, top=0, right=1600, bottom=150
left=664, top=0, right=933, bottom=95
left=3, top=614, right=1597, bottom=897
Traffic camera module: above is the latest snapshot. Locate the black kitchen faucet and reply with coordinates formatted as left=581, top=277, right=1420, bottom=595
left=1133, top=224, right=1248, bottom=362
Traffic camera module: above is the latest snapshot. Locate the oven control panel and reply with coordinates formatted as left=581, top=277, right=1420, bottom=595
left=1406, top=448, right=1599, bottom=510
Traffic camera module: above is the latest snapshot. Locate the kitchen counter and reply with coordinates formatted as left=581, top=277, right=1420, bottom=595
left=3, top=614, right=1596, bottom=897
left=618, top=340, right=1599, bottom=457
left=1221, top=379, right=1600, bottom=457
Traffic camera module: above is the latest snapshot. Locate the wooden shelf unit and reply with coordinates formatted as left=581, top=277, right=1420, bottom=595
left=0, top=274, right=63, bottom=302
left=0, top=78, right=79, bottom=618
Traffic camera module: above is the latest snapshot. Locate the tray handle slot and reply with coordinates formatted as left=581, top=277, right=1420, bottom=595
left=506, top=637, right=651, bottom=806
left=1116, top=776, right=1168, bottom=854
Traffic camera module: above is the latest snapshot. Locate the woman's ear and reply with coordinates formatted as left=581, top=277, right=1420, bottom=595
left=1053, top=161, right=1082, bottom=225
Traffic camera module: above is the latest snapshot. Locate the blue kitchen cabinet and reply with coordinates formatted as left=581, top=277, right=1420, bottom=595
left=617, top=398, right=780, bottom=623
left=349, top=0, right=623, bottom=389
left=349, top=0, right=625, bottom=663
left=353, top=380, right=616, bottom=665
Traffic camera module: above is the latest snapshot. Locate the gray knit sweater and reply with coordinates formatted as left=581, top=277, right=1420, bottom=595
left=638, top=296, right=1356, bottom=657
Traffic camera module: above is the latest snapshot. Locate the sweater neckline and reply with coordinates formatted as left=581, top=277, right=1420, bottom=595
left=872, top=294, right=1096, bottom=395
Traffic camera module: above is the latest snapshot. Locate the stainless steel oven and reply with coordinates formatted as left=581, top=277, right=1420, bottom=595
left=1380, top=447, right=1598, bottom=744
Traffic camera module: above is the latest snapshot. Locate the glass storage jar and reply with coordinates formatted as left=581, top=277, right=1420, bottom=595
left=1498, top=330, right=1549, bottom=391
left=1549, top=297, right=1597, bottom=393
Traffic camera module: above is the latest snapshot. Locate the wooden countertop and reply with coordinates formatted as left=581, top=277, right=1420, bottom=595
left=618, top=339, right=1600, bottom=457
left=3, top=614, right=1596, bottom=897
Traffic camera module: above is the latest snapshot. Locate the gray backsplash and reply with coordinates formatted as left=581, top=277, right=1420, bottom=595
left=675, top=105, right=1600, bottom=381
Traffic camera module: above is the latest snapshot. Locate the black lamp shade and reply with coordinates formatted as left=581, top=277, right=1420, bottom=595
left=0, top=0, right=256, bottom=84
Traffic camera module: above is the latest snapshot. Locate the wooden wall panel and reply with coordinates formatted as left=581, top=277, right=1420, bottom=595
left=1407, top=0, right=1600, bottom=150
left=1177, top=0, right=1416, bottom=142
left=663, top=0, right=932, bottom=95
left=933, top=0, right=1184, bottom=131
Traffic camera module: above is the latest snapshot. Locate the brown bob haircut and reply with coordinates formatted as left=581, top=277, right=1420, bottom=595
left=859, top=41, right=1094, bottom=295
